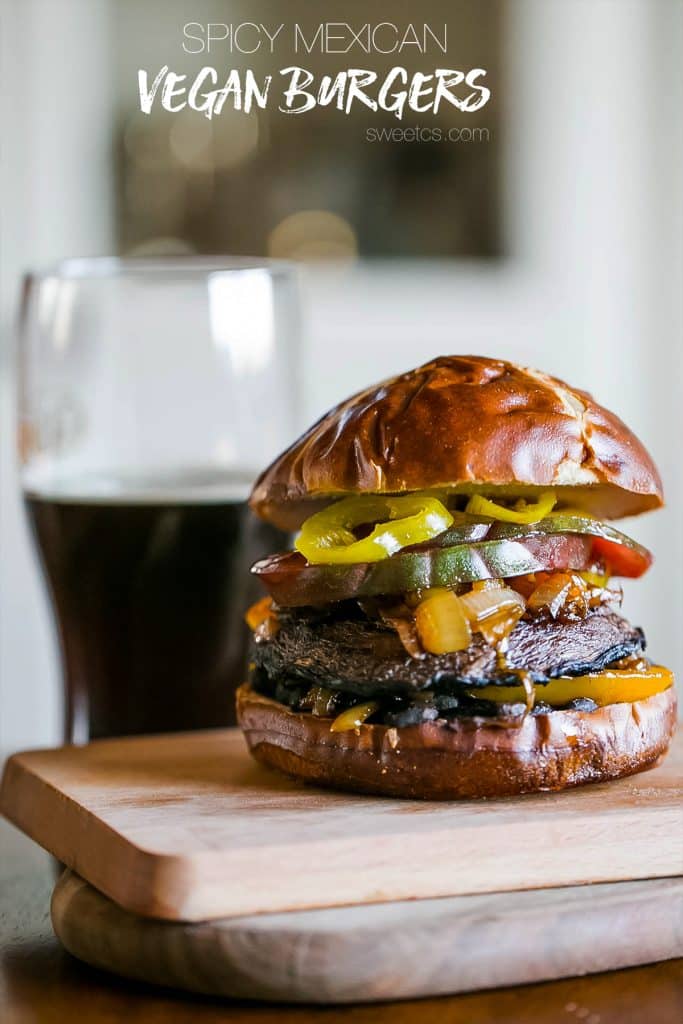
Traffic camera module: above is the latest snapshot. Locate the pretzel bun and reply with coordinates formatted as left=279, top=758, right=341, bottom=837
left=236, top=684, right=676, bottom=799
left=250, top=356, right=663, bottom=529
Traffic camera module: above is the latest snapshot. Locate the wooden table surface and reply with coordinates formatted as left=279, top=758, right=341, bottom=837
left=1, top=818, right=681, bottom=1024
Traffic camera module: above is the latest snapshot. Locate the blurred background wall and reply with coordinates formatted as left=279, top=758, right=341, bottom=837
left=1, top=0, right=682, bottom=754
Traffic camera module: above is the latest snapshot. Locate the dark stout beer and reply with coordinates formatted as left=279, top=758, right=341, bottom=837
left=25, top=471, right=285, bottom=742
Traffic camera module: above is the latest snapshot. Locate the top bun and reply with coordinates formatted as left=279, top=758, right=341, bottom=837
left=250, top=356, right=663, bottom=529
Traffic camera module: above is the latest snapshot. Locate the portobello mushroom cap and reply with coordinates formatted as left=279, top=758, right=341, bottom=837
left=252, top=605, right=646, bottom=697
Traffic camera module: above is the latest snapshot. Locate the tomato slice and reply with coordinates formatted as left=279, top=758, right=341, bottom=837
left=252, top=533, right=595, bottom=607
left=591, top=536, right=652, bottom=578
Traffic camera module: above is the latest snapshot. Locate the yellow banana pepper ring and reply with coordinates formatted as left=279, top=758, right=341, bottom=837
left=465, top=489, right=557, bottom=524
left=295, top=494, right=454, bottom=565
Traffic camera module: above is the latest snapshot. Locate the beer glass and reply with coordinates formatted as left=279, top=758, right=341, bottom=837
left=18, top=258, right=299, bottom=743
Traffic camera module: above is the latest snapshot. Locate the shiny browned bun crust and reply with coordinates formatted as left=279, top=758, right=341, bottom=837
left=250, top=356, right=663, bottom=528
left=236, top=684, right=676, bottom=799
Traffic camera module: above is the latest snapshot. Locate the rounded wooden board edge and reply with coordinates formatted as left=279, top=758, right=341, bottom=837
left=51, top=870, right=683, bottom=1004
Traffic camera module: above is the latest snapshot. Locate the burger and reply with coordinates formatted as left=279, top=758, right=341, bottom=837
left=237, top=356, right=676, bottom=798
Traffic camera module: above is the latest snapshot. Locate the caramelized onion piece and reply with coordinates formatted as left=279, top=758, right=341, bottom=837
left=330, top=701, right=380, bottom=733
left=459, top=585, right=526, bottom=645
left=509, top=573, right=547, bottom=599
left=527, top=572, right=590, bottom=619
left=379, top=607, right=425, bottom=659
left=518, top=670, right=536, bottom=715
left=415, top=589, right=472, bottom=655
left=245, top=595, right=280, bottom=639
left=359, top=598, right=427, bottom=660
left=300, top=686, right=337, bottom=717
left=471, top=578, right=505, bottom=592
left=245, top=596, right=274, bottom=630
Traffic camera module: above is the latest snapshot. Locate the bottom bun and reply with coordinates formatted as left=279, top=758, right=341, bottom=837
left=236, top=683, right=677, bottom=799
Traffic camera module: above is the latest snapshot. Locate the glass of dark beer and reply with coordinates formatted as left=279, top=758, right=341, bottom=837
left=18, top=258, right=298, bottom=743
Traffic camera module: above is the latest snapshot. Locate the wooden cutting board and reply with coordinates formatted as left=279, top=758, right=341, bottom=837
left=1, top=728, right=682, bottom=923
left=51, top=870, right=683, bottom=1003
